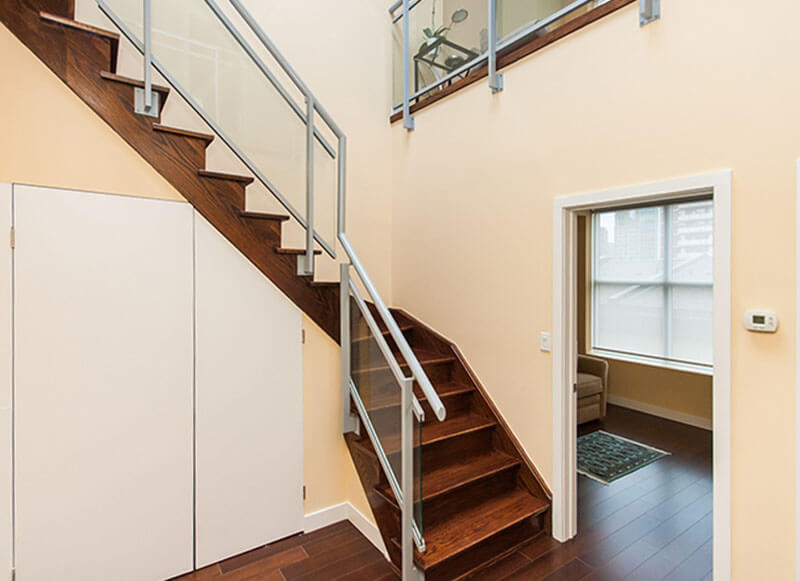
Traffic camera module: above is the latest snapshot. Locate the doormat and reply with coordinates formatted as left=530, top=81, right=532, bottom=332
left=577, top=430, right=669, bottom=485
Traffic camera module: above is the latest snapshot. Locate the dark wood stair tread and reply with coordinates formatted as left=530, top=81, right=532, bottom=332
left=40, top=11, right=119, bottom=42
left=352, top=349, right=455, bottom=376
left=239, top=210, right=290, bottom=222
left=197, top=169, right=254, bottom=185
left=153, top=124, right=214, bottom=145
left=376, top=449, right=520, bottom=506
left=393, top=488, right=549, bottom=569
left=99, top=71, right=170, bottom=96
left=276, top=248, right=322, bottom=256
left=379, top=413, right=496, bottom=456
left=309, top=281, right=338, bottom=288
left=364, top=381, right=472, bottom=414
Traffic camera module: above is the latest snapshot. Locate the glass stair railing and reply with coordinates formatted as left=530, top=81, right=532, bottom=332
left=96, top=1, right=446, bottom=579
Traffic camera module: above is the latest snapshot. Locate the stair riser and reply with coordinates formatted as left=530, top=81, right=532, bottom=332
left=350, top=328, right=415, bottom=360
left=351, top=360, right=453, bottom=390
left=378, top=461, right=521, bottom=513
left=382, top=425, right=497, bottom=478
left=26, top=0, right=73, bottom=18
left=428, top=516, right=548, bottom=581
left=356, top=391, right=472, bottom=428
left=423, top=470, right=519, bottom=527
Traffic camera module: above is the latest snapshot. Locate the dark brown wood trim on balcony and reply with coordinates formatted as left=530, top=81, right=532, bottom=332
left=389, top=0, right=636, bottom=124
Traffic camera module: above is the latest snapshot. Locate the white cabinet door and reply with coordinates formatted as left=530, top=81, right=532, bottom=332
left=194, top=213, right=303, bottom=567
left=13, top=186, right=194, bottom=581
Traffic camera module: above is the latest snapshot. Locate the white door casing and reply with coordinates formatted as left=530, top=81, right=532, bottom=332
left=552, top=171, right=732, bottom=580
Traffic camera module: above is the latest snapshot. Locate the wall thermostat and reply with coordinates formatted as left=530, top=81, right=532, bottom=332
left=743, top=310, right=778, bottom=333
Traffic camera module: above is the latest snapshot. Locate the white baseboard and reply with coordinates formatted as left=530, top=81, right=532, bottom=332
left=607, top=395, right=712, bottom=431
left=304, top=502, right=387, bottom=557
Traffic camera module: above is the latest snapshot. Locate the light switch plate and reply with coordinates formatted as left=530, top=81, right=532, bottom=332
left=540, top=332, right=551, bottom=352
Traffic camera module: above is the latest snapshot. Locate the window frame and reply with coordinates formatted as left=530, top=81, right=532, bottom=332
left=589, top=200, right=714, bottom=375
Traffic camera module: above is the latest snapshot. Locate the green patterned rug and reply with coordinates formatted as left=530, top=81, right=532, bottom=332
left=577, top=430, right=669, bottom=485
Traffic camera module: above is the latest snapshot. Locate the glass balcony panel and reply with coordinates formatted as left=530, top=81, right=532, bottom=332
left=393, top=0, right=489, bottom=108
left=498, top=0, right=596, bottom=44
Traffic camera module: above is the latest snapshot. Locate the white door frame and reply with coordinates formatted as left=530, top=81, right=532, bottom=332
left=795, top=160, right=800, bottom=581
left=552, top=170, right=732, bottom=580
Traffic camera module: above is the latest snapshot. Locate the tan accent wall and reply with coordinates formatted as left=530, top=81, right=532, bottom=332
left=390, top=0, right=798, bottom=577
left=577, top=215, right=713, bottom=422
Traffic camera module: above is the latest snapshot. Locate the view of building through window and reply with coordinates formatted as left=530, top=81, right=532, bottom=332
left=592, top=199, right=713, bottom=368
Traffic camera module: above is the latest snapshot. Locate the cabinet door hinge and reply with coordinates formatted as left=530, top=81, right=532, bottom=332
left=9, top=227, right=14, bottom=249
left=301, top=329, right=306, bottom=344
left=302, top=485, right=307, bottom=500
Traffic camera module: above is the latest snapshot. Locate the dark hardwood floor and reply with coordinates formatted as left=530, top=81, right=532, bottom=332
left=478, top=405, right=713, bottom=580
left=173, top=520, right=396, bottom=581
left=174, top=405, right=711, bottom=580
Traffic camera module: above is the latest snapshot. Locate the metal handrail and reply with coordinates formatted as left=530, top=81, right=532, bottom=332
left=339, top=234, right=445, bottom=421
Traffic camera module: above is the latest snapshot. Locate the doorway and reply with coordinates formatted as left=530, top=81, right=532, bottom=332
left=551, top=171, right=732, bottom=579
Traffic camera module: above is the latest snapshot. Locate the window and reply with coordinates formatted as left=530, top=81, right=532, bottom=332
left=591, top=199, right=713, bottom=371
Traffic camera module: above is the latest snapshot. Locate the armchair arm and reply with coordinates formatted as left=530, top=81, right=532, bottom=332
left=578, top=354, right=609, bottom=387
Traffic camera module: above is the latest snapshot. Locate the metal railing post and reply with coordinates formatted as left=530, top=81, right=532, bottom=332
left=401, top=376, right=419, bottom=581
left=337, top=136, right=347, bottom=238
left=134, top=0, right=158, bottom=117
left=402, top=0, right=414, bottom=131
left=488, top=0, right=503, bottom=93
left=341, top=264, right=358, bottom=434
left=300, top=95, right=315, bottom=276
left=144, top=0, right=152, bottom=108
left=640, top=0, right=660, bottom=26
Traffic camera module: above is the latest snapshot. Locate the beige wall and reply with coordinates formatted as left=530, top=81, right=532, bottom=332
left=301, top=315, right=372, bottom=520
left=576, top=215, right=713, bottom=422
left=0, top=18, right=374, bottom=525
left=390, top=0, right=798, bottom=578
left=0, top=23, right=182, bottom=201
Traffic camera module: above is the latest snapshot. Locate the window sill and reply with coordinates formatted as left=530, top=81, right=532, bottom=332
left=390, top=0, right=637, bottom=124
left=589, top=349, right=714, bottom=376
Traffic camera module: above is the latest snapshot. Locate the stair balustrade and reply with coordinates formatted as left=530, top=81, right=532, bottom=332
left=97, top=0, right=446, bottom=578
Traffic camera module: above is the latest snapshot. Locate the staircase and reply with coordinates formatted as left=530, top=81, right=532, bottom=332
left=0, top=1, right=552, bottom=578
left=347, top=307, right=551, bottom=579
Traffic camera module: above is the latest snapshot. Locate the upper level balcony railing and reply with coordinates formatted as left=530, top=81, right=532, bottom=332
left=390, top=0, right=660, bottom=127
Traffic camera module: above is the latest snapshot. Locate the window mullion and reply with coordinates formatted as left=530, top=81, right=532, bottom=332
left=663, top=205, right=672, bottom=360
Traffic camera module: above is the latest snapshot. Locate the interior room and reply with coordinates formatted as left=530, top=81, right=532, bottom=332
left=573, top=199, right=714, bottom=578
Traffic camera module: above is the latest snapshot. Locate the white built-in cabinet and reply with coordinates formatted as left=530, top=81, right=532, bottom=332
left=194, top=213, right=303, bottom=567
left=2, top=184, right=303, bottom=581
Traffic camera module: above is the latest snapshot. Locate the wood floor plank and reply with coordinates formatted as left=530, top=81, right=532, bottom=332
left=332, top=558, right=396, bottom=581
left=580, top=539, right=661, bottom=581
left=287, top=545, right=385, bottom=581
left=542, top=558, right=593, bottom=581
left=469, top=550, right=532, bottom=580
left=220, top=546, right=307, bottom=581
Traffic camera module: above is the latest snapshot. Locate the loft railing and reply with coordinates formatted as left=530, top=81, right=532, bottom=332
left=389, top=0, right=661, bottom=129
left=96, top=0, right=445, bottom=578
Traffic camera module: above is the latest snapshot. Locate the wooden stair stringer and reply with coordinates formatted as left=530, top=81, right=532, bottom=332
left=0, top=0, right=340, bottom=341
